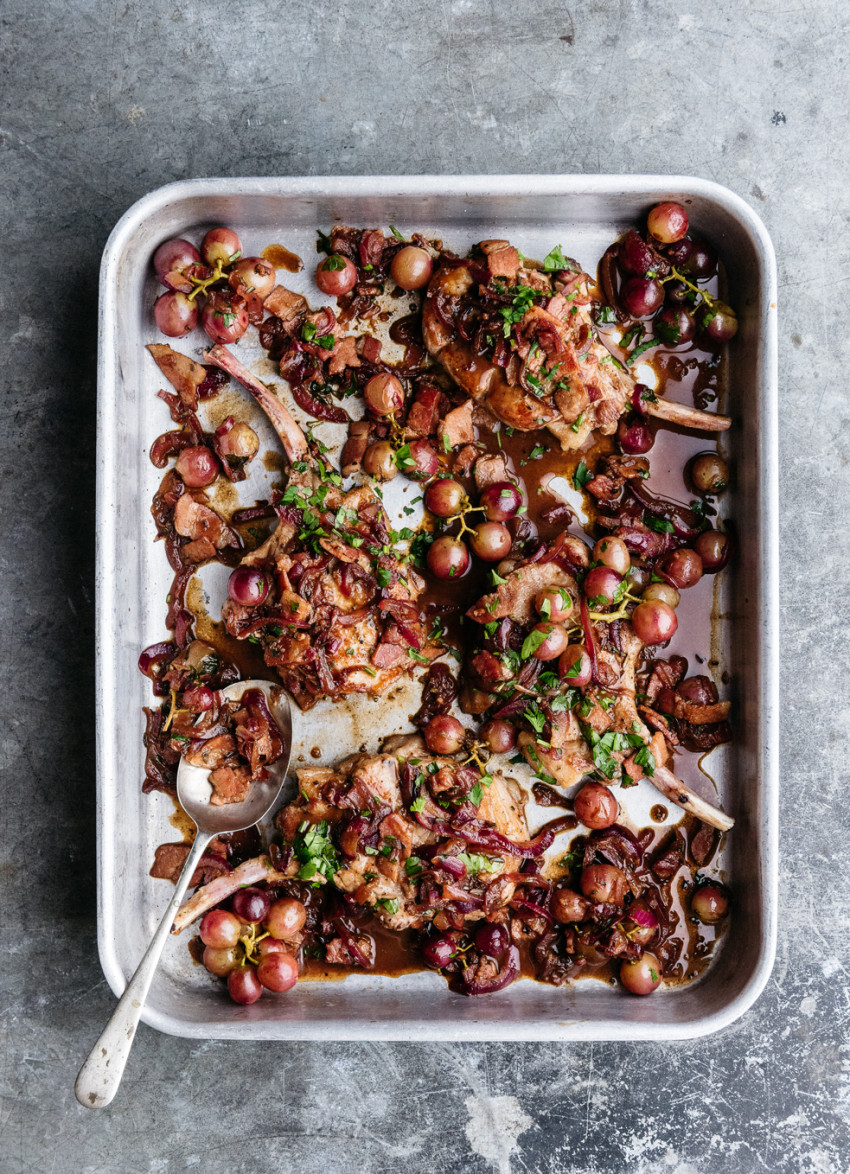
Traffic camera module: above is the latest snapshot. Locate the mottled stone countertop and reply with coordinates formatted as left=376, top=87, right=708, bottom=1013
left=1, top=0, right=845, bottom=1170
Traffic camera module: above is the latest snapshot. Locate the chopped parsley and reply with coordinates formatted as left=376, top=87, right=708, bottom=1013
left=521, top=627, right=548, bottom=660
left=293, top=820, right=340, bottom=883
left=573, top=460, right=591, bottom=490
left=523, top=703, right=547, bottom=734
left=644, top=514, right=675, bottom=534
left=543, top=244, right=570, bottom=271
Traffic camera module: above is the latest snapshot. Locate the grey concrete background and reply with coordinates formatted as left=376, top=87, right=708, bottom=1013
left=1, top=0, right=845, bottom=1170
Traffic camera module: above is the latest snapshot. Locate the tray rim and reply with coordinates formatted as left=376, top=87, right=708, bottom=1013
left=96, top=173, right=779, bottom=1041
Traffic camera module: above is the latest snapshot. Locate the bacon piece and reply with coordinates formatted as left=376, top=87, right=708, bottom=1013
left=209, top=762, right=252, bottom=805
left=263, top=285, right=308, bottom=330
left=327, top=335, right=361, bottom=375
left=146, top=344, right=207, bottom=407
left=173, top=494, right=237, bottom=549
left=439, top=399, right=475, bottom=449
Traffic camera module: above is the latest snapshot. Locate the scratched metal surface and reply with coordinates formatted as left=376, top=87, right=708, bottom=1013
left=1, top=0, right=845, bottom=1169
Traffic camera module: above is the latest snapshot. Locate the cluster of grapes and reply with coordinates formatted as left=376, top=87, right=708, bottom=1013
left=422, top=477, right=524, bottom=579
left=198, top=889, right=306, bottom=1005
left=612, top=201, right=739, bottom=347
left=152, top=226, right=275, bottom=345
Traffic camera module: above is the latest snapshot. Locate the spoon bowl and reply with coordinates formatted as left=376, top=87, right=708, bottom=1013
left=75, top=679, right=292, bottom=1109
left=177, top=679, right=293, bottom=836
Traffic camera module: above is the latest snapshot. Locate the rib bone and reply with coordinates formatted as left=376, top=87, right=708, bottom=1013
left=204, top=344, right=309, bottom=463
left=171, top=854, right=287, bottom=934
left=649, top=764, right=735, bottom=832
left=644, top=398, right=731, bottom=432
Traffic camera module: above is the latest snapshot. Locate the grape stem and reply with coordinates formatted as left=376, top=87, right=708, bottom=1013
left=660, top=267, right=718, bottom=311
left=187, top=258, right=226, bottom=302
left=587, top=588, right=642, bottom=623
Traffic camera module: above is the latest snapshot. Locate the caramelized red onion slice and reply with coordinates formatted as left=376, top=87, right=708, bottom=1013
left=138, top=642, right=175, bottom=678
left=460, top=944, right=521, bottom=996
left=452, top=813, right=576, bottom=859
left=579, top=595, right=601, bottom=685
left=291, top=381, right=350, bottom=423
left=333, top=919, right=374, bottom=969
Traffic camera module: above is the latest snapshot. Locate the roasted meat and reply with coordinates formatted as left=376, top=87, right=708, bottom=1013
left=422, top=248, right=731, bottom=450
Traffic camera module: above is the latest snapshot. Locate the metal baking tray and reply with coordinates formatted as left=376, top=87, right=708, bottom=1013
left=96, top=175, right=778, bottom=1040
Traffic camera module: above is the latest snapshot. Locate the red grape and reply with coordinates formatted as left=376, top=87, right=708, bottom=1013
left=470, top=521, right=512, bottom=562
left=617, top=415, right=654, bottom=454
left=701, top=302, right=738, bottom=342
left=202, top=291, right=249, bottom=344
left=203, top=945, right=241, bottom=977
left=620, top=952, right=662, bottom=995
left=257, top=951, right=299, bottom=993
left=619, top=229, right=655, bottom=277
left=631, top=600, right=678, bottom=644
left=690, top=453, right=729, bottom=494
left=535, top=585, right=574, bottom=623
left=175, top=445, right=220, bottom=488
left=231, top=887, right=271, bottom=924
left=551, top=887, right=589, bottom=923
left=362, top=441, right=398, bottom=481
left=407, top=439, right=439, bottom=480
left=641, top=582, right=680, bottom=609
left=422, top=934, right=457, bottom=969
left=201, top=226, right=243, bottom=267
left=647, top=202, right=689, bottom=243
left=427, top=536, right=470, bottom=579
left=480, top=719, right=517, bottom=754
left=424, top=715, right=466, bottom=755
left=364, top=373, right=404, bottom=418
left=229, top=256, right=276, bottom=300
left=620, top=276, right=664, bottom=318
left=480, top=481, right=523, bottom=521
left=474, top=923, right=509, bottom=958
left=584, top=566, right=622, bottom=607
left=655, top=305, right=695, bottom=345
left=228, top=566, right=270, bottom=607
left=265, top=898, right=307, bottom=940
left=316, top=255, right=358, bottom=296
left=529, top=622, right=569, bottom=661
left=558, top=644, right=591, bottom=686
left=681, top=239, right=716, bottom=278
left=659, top=548, right=703, bottom=589
left=154, top=291, right=198, bottom=337
left=227, top=963, right=263, bottom=1004
left=153, top=238, right=201, bottom=292
left=200, top=909, right=242, bottom=949
left=581, top=863, right=628, bottom=905
left=691, top=884, right=729, bottom=924
left=574, top=782, right=618, bottom=830
left=424, top=479, right=465, bottom=517
left=217, top=421, right=259, bottom=463
left=694, top=529, right=729, bottom=572
left=183, top=685, right=214, bottom=712
left=390, top=246, right=433, bottom=290
left=593, top=536, right=631, bottom=576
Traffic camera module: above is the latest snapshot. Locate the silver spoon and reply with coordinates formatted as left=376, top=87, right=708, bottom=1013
left=75, top=679, right=292, bottom=1109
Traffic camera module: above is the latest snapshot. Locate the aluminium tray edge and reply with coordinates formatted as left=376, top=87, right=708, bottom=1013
left=96, top=174, right=779, bottom=1042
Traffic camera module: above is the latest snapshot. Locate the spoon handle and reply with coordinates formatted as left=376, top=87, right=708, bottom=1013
left=75, top=831, right=212, bottom=1108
